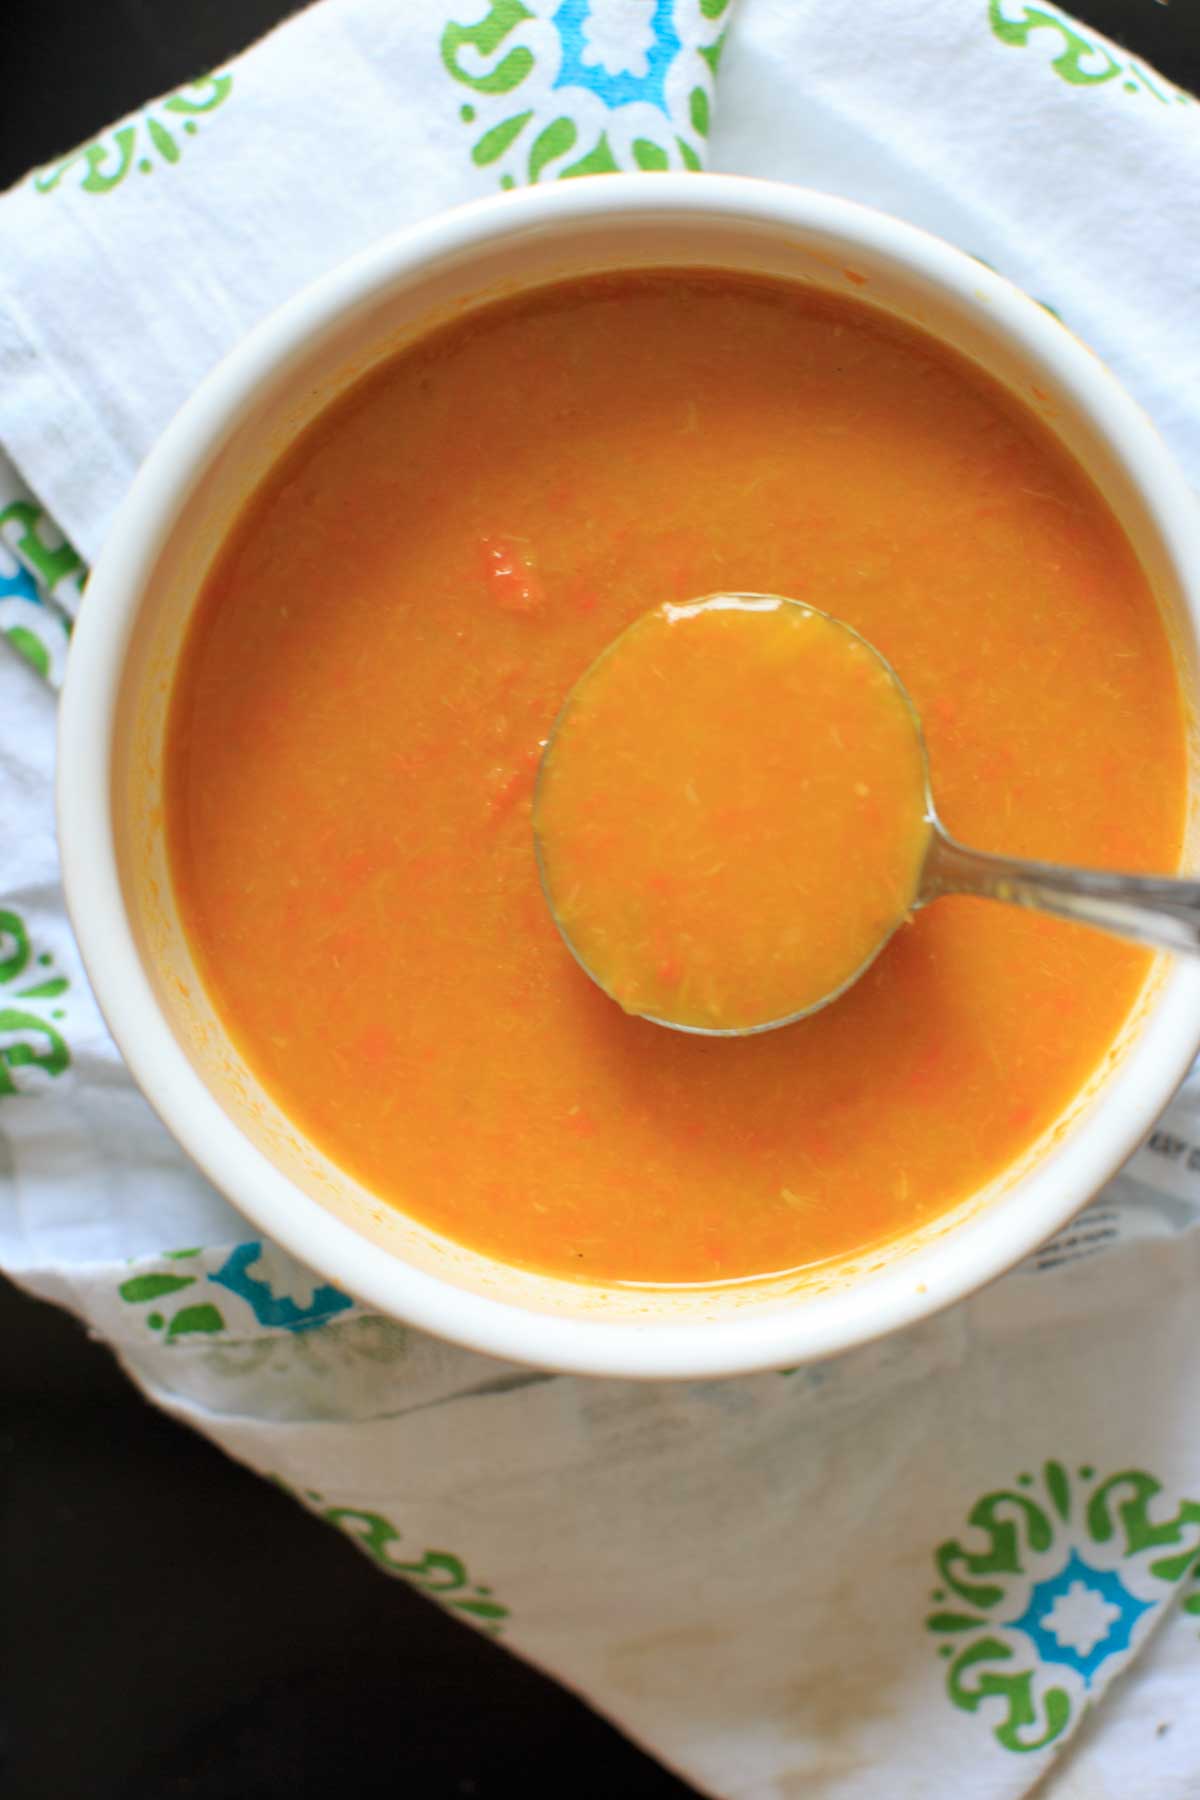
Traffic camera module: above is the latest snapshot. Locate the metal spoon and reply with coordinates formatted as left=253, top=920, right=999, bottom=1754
left=534, top=593, right=1200, bottom=1037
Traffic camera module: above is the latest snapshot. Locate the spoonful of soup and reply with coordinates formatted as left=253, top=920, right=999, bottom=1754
left=532, top=593, right=1200, bottom=1036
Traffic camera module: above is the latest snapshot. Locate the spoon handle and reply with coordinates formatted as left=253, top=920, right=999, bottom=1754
left=920, top=830, right=1200, bottom=958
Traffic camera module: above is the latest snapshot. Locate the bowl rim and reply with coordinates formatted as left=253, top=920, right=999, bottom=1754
left=56, top=171, right=1200, bottom=1379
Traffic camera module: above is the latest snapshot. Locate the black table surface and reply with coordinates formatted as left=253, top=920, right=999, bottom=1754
left=3, top=6, right=1199, bottom=1798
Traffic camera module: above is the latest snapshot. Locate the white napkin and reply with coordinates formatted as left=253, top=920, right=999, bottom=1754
left=4, top=4, right=1200, bottom=1795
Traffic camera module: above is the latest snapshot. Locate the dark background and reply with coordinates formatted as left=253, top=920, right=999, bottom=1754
left=3, top=5, right=1198, bottom=1797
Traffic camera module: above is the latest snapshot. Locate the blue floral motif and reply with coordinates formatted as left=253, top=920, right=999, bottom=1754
left=209, top=1241, right=354, bottom=1333
left=551, top=0, right=681, bottom=113
left=927, top=1461, right=1200, bottom=1754
left=441, top=0, right=722, bottom=187
left=1005, top=1548, right=1153, bottom=1686
left=0, top=551, right=41, bottom=608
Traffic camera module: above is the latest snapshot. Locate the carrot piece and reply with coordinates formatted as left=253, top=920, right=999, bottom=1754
left=480, top=535, right=545, bottom=615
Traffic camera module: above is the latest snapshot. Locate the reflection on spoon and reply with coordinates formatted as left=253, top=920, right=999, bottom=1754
left=533, top=592, right=1200, bottom=1037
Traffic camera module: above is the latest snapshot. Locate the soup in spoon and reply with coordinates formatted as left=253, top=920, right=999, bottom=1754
left=534, top=595, right=931, bottom=1033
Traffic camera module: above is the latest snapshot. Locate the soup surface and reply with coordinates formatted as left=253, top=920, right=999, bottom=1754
left=534, top=595, right=931, bottom=1032
left=167, top=270, right=1187, bottom=1286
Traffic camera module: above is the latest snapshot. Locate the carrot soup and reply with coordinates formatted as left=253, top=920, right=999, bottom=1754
left=165, top=271, right=1187, bottom=1287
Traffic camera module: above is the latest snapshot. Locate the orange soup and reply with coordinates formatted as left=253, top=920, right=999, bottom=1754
left=166, top=271, right=1187, bottom=1287
left=534, top=596, right=931, bottom=1032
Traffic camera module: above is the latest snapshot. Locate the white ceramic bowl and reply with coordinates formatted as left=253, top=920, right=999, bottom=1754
left=57, top=174, right=1200, bottom=1379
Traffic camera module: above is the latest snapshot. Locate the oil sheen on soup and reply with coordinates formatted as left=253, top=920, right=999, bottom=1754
left=166, top=271, right=1187, bottom=1286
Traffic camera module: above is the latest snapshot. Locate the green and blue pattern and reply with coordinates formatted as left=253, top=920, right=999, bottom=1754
left=441, top=0, right=730, bottom=188
left=117, top=1239, right=356, bottom=1342
left=927, top=1459, right=1200, bottom=1752
left=0, top=477, right=84, bottom=687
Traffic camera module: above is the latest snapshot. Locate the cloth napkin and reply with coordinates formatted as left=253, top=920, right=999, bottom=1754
left=4, top=4, right=1200, bottom=1794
